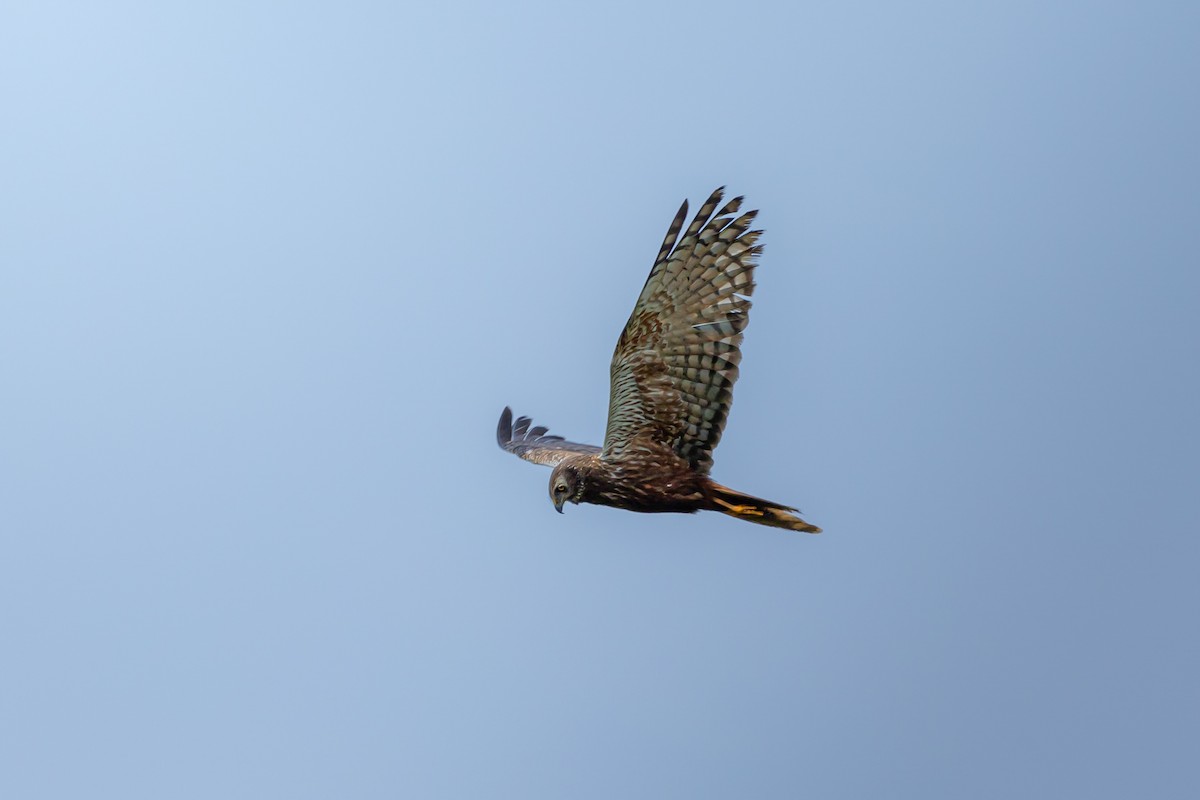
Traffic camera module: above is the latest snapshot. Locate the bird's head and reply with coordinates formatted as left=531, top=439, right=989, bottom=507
left=548, top=462, right=585, bottom=514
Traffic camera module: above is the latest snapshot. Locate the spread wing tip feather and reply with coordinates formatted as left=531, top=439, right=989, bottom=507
left=496, top=406, right=513, bottom=448
left=496, top=407, right=601, bottom=468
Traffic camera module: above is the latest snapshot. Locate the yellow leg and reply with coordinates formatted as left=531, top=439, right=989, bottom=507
left=711, top=497, right=765, bottom=516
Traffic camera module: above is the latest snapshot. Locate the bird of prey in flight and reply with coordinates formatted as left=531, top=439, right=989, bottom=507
left=497, top=187, right=820, bottom=533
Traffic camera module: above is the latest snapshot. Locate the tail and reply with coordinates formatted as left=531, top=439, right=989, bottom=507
left=705, top=481, right=822, bottom=534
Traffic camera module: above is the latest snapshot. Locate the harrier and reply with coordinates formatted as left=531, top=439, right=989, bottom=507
left=497, top=188, right=820, bottom=533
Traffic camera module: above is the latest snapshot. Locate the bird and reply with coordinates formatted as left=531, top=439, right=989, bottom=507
left=496, top=187, right=820, bottom=533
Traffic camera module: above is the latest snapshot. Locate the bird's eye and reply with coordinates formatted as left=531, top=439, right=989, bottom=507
left=556, top=484, right=567, bottom=494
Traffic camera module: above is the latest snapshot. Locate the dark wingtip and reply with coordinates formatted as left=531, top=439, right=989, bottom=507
left=513, top=416, right=532, bottom=438
left=497, top=406, right=513, bottom=448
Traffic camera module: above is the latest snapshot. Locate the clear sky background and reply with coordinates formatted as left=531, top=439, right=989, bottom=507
left=2, top=2, right=1197, bottom=798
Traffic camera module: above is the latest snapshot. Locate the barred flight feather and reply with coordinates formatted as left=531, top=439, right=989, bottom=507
left=602, top=187, right=766, bottom=474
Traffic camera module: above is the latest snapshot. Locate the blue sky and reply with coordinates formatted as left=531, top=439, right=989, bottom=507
left=2, top=1, right=1197, bottom=798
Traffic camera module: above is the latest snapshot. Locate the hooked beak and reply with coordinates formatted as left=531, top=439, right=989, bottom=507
left=553, top=497, right=565, bottom=514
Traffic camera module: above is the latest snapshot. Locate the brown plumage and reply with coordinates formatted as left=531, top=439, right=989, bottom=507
left=497, top=188, right=820, bottom=533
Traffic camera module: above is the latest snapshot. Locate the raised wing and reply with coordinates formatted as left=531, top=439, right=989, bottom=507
left=496, top=407, right=601, bottom=468
left=603, top=187, right=761, bottom=474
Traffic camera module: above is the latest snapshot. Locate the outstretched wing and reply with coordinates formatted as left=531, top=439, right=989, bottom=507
left=496, top=407, right=601, bottom=467
left=603, top=187, right=761, bottom=474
